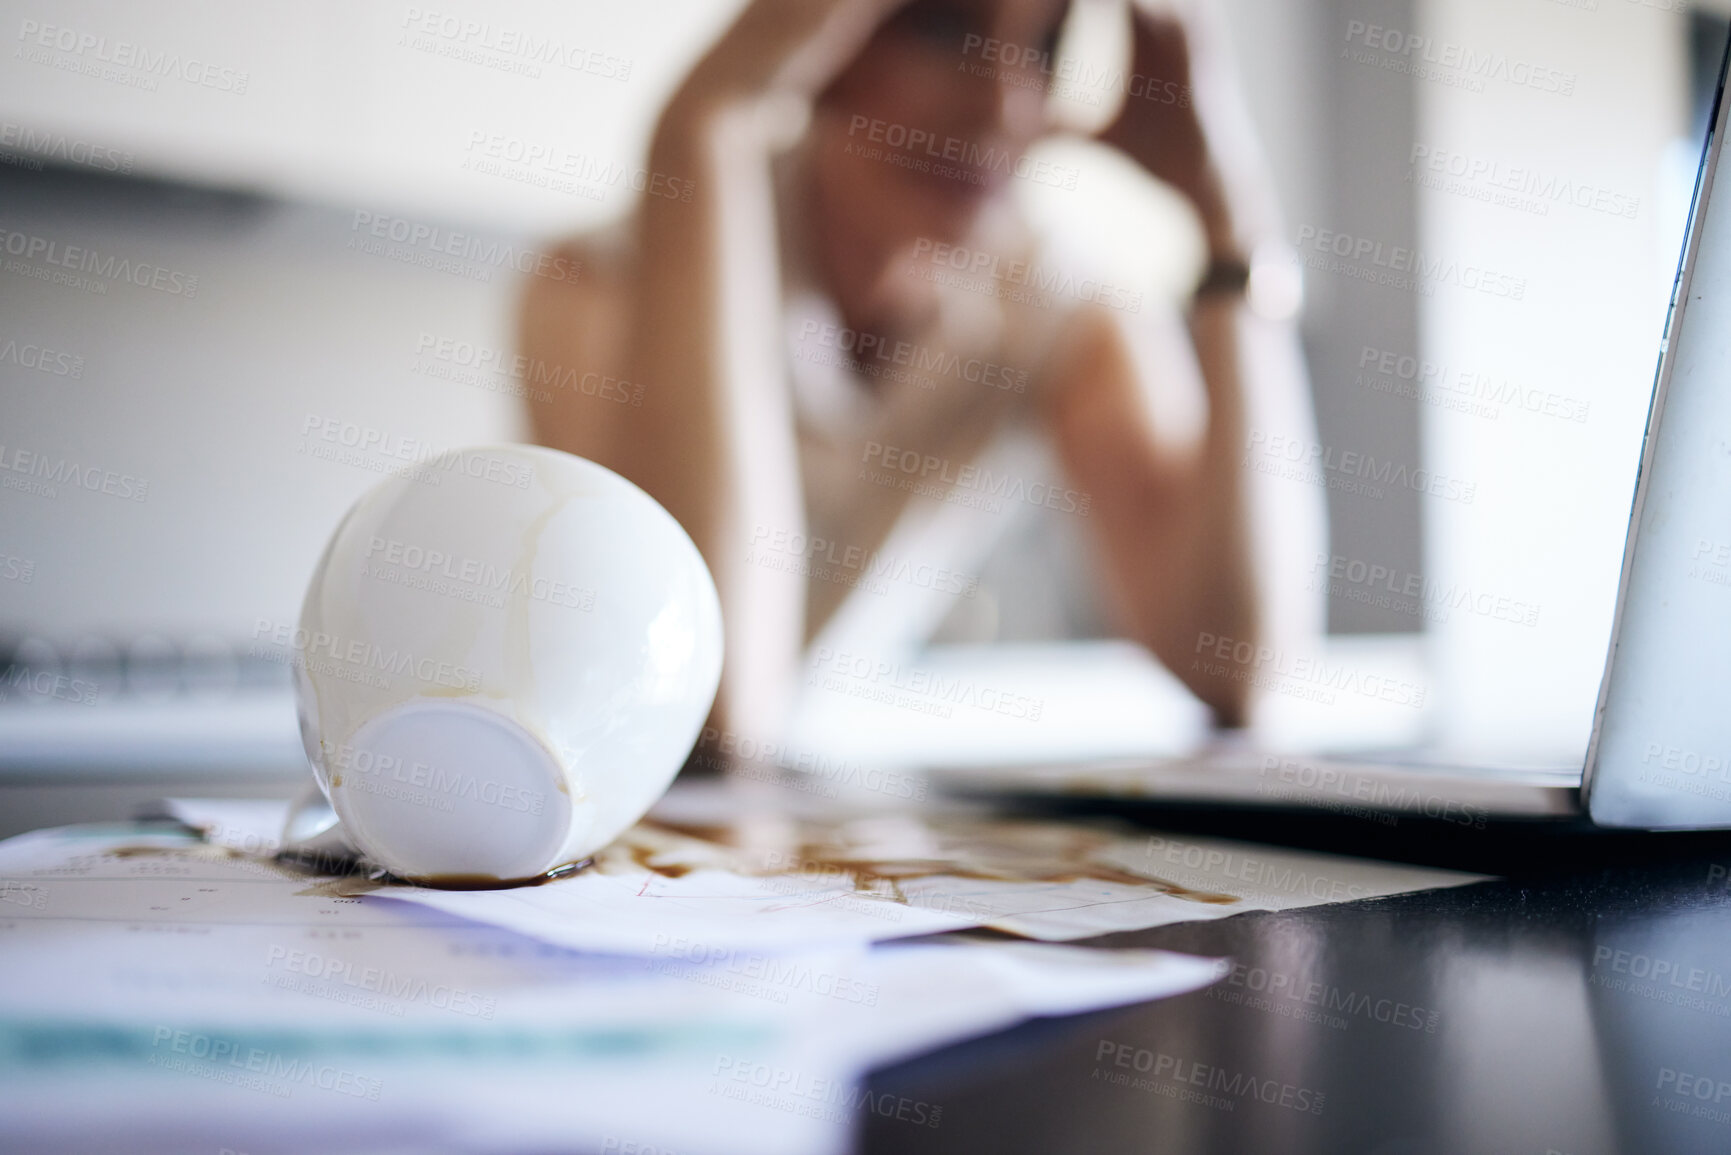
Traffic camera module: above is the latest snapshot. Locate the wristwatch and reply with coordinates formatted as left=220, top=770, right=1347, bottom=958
left=1193, top=245, right=1303, bottom=320
left=1193, top=255, right=1253, bottom=299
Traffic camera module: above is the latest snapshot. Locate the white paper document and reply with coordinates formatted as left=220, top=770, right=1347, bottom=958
left=14, top=789, right=1485, bottom=1154
left=0, top=821, right=1227, bottom=1155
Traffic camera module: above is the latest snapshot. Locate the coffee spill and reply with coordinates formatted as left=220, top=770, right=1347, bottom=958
left=296, top=875, right=390, bottom=899
left=290, top=857, right=598, bottom=895
left=760, top=847, right=1242, bottom=907
left=639, top=817, right=1241, bottom=906
left=405, top=857, right=595, bottom=891
left=627, top=844, right=691, bottom=879
left=772, top=857, right=1241, bottom=906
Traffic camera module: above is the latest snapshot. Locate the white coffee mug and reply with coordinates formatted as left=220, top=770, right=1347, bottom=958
left=291, top=444, right=723, bottom=884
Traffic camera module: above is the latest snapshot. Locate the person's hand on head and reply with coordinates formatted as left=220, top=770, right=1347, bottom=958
left=669, top=0, right=916, bottom=124
left=1095, top=0, right=1275, bottom=255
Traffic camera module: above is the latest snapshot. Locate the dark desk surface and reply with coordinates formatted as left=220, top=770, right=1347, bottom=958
left=861, top=807, right=1731, bottom=1155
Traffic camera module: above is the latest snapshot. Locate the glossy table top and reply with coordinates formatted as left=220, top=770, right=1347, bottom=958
left=861, top=807, right=1731, bottom=1155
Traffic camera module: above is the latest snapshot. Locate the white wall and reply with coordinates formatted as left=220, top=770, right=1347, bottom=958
left=0, top=0, right=743, bottom=233
left=0, top=190, right=532, bottom=641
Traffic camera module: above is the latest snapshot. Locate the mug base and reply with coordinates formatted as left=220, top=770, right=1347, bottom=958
left=329, top=699, right=572, bottom=884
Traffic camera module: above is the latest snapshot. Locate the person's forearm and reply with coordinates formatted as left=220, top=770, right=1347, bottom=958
left=1048, top=260, right=1311, bottom=724
left=1174, top=293, right=1262, bottom=721
left=624, top=101, right=807, bottom=747
left=1182, top=275, right=1328, bottom=724
left=1044, top=300, right=1253, bottom=724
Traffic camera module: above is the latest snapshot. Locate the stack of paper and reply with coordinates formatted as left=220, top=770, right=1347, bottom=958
left=0, top=788, right=1485, bottom=1154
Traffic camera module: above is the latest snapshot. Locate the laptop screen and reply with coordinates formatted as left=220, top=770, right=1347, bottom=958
left=1588, top=36, right=1731, bottom=830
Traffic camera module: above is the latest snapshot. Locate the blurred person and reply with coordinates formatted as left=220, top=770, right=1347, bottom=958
left=522, top=0, right=1322, bottom=754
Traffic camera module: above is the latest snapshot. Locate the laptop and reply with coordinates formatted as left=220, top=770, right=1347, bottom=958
left=934, top=43, right=1731, bottom=834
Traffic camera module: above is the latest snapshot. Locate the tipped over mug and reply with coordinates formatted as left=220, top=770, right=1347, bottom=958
left=290, top=444, right=723, bottom=885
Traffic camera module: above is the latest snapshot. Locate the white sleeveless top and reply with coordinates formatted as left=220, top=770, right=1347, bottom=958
left=773, top=163, right=1071, bottom=653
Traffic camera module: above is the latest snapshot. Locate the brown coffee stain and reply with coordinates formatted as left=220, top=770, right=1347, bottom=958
left=587, top=821, right=747, bottom=881
left=296, top=875, right=390, bottom=899
left=285, top=856, right=597, bottom=894
left=634, top=815, right=1241, bottom=906
left=627, top=844, right=691, bottom=879
left=405, top=857, right=594, bottom=891
left=643, top=820, right=731, bottom=845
